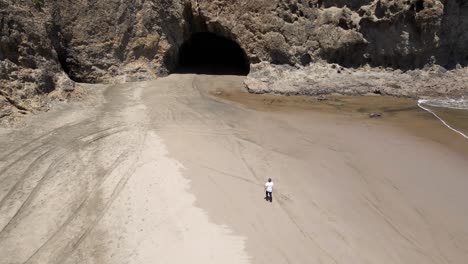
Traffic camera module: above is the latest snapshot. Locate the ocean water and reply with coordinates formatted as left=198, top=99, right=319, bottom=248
left=418, top=98, right=468, bottom=139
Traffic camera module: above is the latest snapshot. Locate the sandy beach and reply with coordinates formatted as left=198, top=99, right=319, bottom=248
left=0, top=74, right=467, bottom=264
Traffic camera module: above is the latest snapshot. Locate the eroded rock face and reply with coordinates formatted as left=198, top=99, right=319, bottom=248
left=4, top=0, right=468, bottom=81
left=1, top=0, right=468, bottom=122
left=48, top=0, right=187, bottom=83
left=192, top=0, right=468, bottom=69
left=0, top=1, right=67, bottom=123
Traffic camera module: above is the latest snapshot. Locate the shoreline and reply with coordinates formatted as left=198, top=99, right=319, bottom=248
left=210, top=82, right=468, bottom=158
left=3, top=60, right=468, bottom=128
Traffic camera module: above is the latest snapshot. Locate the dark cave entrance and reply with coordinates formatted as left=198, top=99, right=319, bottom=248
left=176, top=32, right=250, bottom=75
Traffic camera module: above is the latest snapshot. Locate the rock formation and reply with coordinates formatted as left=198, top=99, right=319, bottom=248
left=245, top=62, right=468, bottom=97
left=1, top=0, right=468, bottom=123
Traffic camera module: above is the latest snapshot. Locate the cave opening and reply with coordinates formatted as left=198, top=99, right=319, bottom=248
left=176, top=32, right=250, bottom=75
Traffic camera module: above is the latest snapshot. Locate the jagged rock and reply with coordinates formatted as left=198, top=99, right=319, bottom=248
left=56, top=73, right=75, bottom=92
left=244, top=62, right=468, bottom=98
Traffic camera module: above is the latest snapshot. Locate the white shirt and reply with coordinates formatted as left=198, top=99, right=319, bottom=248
left=265, top=182, right=274, bottom=192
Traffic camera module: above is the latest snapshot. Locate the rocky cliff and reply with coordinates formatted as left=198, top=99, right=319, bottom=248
left=193, top=0, right=468, bottom=69
left=1, top=0, right=468, bottom=123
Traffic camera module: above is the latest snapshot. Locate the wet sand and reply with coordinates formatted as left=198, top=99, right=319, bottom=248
left=145, top=75, right=468, bottom=264
left=212, top=82, right=468, bottom=157
left=0, top=74, right=467, bottom=264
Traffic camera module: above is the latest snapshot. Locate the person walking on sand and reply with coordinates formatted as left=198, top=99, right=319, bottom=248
left=265, top=178, right=274, bottom=202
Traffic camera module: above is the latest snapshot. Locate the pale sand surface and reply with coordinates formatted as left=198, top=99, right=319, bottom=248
left=0, top=74, right=467, bottom=264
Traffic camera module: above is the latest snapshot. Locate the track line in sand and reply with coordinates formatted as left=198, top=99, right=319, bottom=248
left=0, top=148, right=56, bottom=214
left=0, top=119, right=97, bottom=161
left=0, top=148, right=72, bottom=234
left=0, top=126, right=128, bottom=235
left=0, top=124, right=126, bottom=185
left=0, top=138, right=56, bottom=183
left=25, top=147, right=143, bottom=264
left=21, top=152, right=129, bottom=264
left=0, top=125, right=126, bottom=199
left=53, top=131, right=149, bottom=264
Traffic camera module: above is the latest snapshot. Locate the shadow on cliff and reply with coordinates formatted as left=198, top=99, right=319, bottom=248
left=175, top=32, right=250, bottom=76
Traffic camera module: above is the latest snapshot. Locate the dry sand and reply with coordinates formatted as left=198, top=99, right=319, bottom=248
left=0, top=74, right=467, bottom=264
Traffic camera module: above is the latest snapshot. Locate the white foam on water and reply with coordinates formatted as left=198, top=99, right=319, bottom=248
left=417, top=98, right=468, bottom=139
left=418, top=98, right=468, bottom=110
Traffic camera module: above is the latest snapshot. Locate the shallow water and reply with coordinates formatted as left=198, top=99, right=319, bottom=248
left=418, top=98, right=468, bottom=138
left=212, top=87, right=468, bottom=157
